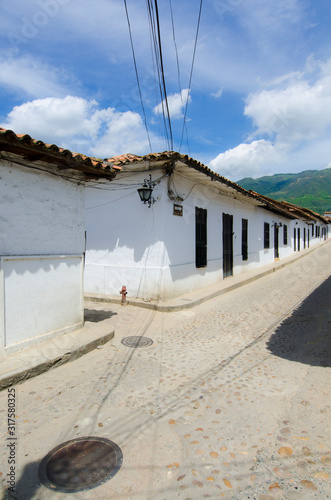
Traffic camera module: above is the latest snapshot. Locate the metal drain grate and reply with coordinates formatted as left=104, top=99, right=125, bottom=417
left=38, top=437, right=123, bottom=493
left=121, top=336, right=153, bottom=348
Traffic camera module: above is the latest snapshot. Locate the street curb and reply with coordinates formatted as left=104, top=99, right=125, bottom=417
left=0, top=328, right=115, bottom=391
left=85, top=241, right=330, bottom=312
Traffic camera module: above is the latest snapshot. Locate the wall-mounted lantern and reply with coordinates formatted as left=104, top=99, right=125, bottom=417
left=137, top=174, right=157, bottom=208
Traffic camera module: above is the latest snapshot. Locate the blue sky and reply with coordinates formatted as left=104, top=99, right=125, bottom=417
left=1, top=0, right=331, bottom=180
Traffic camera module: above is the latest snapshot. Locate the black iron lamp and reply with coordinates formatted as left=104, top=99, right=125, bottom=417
left=137, top=174, right=157, bottom=208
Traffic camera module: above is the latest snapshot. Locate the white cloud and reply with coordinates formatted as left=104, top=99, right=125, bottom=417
left=153, top=89, right=191, bottom=119
left=2, top=96, right=93, bottom=140
left=210, top=58, right=331, bottom=180
left=211, top=87, right=223, bottom=99
left=210, top=140, right=288, bottom=180
left=1, top=96, right=158, bottom=157
left=0, top=53, right=75, bottom=98
left=89, top=110, right=155, bottom=158
left=244, top=59, right=331, bottom=143
left=237, top=0, right=304, bottom=44
left=187, top=0, right=310, bottom=95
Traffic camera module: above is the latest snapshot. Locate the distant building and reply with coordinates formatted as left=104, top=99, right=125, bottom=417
left=84, top=152, right=329, bottom=302
left=0, top=128, right=119, bottom=355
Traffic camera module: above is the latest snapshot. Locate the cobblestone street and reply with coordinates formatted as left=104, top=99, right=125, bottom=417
left=1, top=242, right=330, bottom=499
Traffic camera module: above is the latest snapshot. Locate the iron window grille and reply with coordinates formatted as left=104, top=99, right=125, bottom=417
left=264, top=223, right=270, bottom=249
left=283, top=224, right=288, bottom=245
left=195, top=207, right=207, bottom=268
left=242, top=218, right=248, bottom=261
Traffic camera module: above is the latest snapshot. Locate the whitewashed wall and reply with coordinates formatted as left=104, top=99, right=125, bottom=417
left=0, top=162, right=84, bottom=255
left=85, top=169, right=325, bottom=301
left=85, top=171, right=165, bottom=300
left=0, top=161, right=85, bottom=353
left=159, top=174, right=293, bottom=298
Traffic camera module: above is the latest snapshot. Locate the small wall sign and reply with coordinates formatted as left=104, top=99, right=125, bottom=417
left=173, top=204, right=183, bottom=216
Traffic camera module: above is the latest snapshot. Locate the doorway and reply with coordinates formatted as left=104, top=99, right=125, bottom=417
left=274, top=225, right=279, bottom=259
left=223, top=213, right=233, bottom=278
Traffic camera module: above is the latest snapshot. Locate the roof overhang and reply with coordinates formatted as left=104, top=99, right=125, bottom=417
left=0, top=128, right=120, bottom=180
left=106, top=152, right=297, bottom=216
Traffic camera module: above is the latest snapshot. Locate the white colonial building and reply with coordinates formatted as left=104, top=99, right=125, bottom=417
left=84, top=152, right=329, bottom=301
left=0, top=128, right=119, bottom=355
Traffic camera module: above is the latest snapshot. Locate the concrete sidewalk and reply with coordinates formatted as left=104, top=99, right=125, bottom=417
left=0, top=320, right=115, bottom=391
left=0, top=240, right=329, bottom=391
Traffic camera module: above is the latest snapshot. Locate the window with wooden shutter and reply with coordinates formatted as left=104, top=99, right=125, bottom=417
left=283, top=224, right=288, bottom=245
left=264, top=223, right=270, bottom=249
left=195, top=207, right=207, bottom=268
left=242, top=218, right=248, bottom=261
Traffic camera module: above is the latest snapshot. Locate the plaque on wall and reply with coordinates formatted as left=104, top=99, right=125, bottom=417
left=173, top=204, right=183, bottom=216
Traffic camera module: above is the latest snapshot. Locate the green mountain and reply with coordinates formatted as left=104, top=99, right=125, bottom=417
left=237, top=168, right=331, bottom=215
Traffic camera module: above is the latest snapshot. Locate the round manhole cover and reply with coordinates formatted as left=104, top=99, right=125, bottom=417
left=38, top=437, right=123, bottom=493
left=121, top=336, right=153, bottom=348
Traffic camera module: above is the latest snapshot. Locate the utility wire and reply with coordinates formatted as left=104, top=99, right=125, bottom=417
left=146, top=0, right=173, bottom=151
left=154, top=0, right=173, bottom=150
left=168, top=0, right=190, bottom=153
left=179, top=0, right=203, bottom=152
left=123, top=0, right=153, bottom=152
left=148, top=12, right=167, bottom=151
left=169, top=0, right=182, bottom=94
left=146, top=0, right=170, bottom=149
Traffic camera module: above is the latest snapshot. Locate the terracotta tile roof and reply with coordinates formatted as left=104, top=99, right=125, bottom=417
left=279, top=200, right=329, bottom=224
left=105, top=154, right=329, bottom=224
left=106, top=151, right=261, bottom=199
left=246, top=191, right=298, bottom=220
left=247, top=192, right=330, bottom=224
left=106, top=151, right=303, bottom=218
left=0, top=128, right=121, bottom=180
left=106, top=154, right=330, bottom=224
left=1, top=131, right=328, bottom=224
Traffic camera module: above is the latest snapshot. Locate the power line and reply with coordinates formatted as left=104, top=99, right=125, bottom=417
left=169, top=0, right=182, bottom=94
left=146, top=0, right=170, bottom=149
left=168, top=0, right=190, bottom=154
left=146, top=0, right=173, bottom=151
left=153, top=0, right=173, bottom=150
left=179, top=0, right=203, bottom=152
left=123, top=0, right=153, bottom=152
left=148, top=11, right=167, bottom=151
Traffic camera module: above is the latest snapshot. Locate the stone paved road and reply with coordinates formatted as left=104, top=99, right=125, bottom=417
left=1, top=242, right=330, bottom=500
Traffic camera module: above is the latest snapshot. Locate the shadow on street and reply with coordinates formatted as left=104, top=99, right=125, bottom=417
left=84, top=308, right=117, bottom=323
left=266, top=276, right=331, bottom=367
left=2, top=461, right=40, bottom=500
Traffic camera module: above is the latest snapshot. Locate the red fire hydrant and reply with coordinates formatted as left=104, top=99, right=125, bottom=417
left=120, top=285, right=127, bottom=306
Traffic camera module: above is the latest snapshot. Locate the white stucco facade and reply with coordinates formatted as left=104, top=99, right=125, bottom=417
left=0, top=160, right=85, bottom=354
left=84, top=164, right=329, bottom=301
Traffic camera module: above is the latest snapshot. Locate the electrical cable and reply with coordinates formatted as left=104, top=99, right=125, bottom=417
left=86, top=171, right=169, bottom=191
left=146, top=0, right=173, bottom=151
left=0, top=152, right=86, bottom=185
left=85, top=190, right=136, bottom=209
left=179, top=0, right=203, bottom=152
left=169, top=0, right=182, bottom=97
left=123, top=0, right=153, bottom=152
left=153, top=0, right=173, bottom=150
left=148, top=11, right=167, bottom=152
left=168, top=0, right=190, bottom=154
left=146, top=0, right=169, bottom=150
